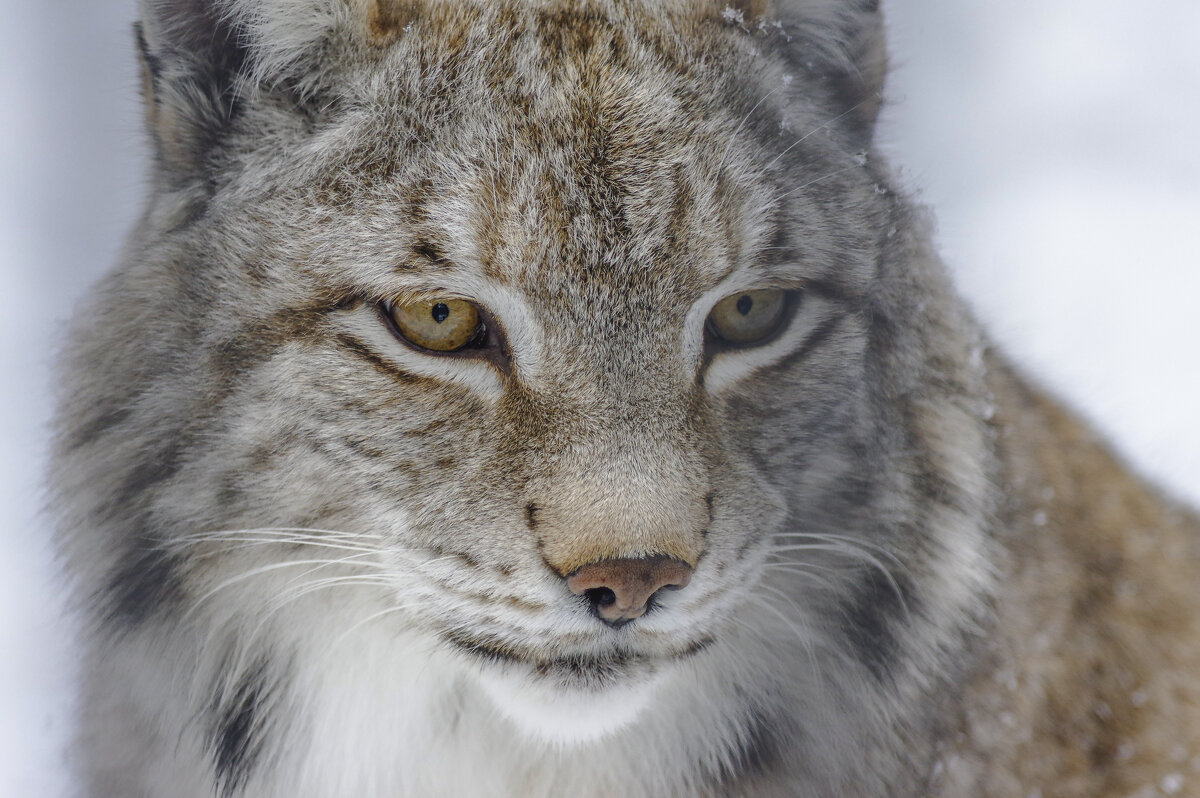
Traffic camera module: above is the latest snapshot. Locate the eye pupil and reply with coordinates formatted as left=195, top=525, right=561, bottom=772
left=386, top=298, right=482, bottom=353
left=706, top=288, right=790, bottom=347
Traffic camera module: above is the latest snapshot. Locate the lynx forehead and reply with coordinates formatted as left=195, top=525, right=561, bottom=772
left=51, top=1, right=1200, bottom=796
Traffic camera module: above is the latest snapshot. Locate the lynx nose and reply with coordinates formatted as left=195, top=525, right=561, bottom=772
left=567, top=557, right=694, bottom=626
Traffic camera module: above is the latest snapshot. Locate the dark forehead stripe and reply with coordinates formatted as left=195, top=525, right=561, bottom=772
left=392, top=5, right=776, bottom=294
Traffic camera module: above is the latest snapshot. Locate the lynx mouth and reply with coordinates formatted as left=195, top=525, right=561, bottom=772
left=439, top=627, right=715, bottom=685
left=452, top=631, right=717, bottom=744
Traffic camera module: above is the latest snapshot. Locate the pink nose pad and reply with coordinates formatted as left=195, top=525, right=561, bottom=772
left=566, top=556, right=694, bottom=625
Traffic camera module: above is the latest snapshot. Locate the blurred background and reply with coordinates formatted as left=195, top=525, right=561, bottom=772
left=1, top=1, right=1197, bottom=794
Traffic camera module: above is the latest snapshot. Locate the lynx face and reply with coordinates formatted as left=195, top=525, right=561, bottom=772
left=166, top=3, right=884, bottom=726
left=55, top=0, right=997, bottom=792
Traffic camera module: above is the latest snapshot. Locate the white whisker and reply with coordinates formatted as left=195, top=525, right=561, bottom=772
left=183, top=552, right=384, bottom=621
left=330, top=603, right=422, bottom=650
left=745, top=592, right=821, bottom=678
left=766, top=97, right=876, bottom=168
left=773, top=164, right=859, bottom=201
left=718, top=84, right=785, bottom=170
left=768, top=537, right=910, bottom=619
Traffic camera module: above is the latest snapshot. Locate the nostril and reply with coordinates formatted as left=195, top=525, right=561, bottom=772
left=566, top=556, right=694, bottom=625
left=584, top=587, right=617, bottom=610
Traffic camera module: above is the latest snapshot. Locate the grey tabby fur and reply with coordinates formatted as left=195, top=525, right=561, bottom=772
left=51, top=1, right=1200, bottom=796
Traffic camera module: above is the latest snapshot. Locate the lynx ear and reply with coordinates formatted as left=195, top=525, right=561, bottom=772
left=136, top=0, right=250, bottom=177
left=825, top=0, right=887, bottom=131
left=723, top=0, right=887, bottom=134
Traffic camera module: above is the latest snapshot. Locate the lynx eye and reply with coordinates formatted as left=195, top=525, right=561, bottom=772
left=386, top=298, right=483, bottom=352
left=706, top=288, right=789, bottom=346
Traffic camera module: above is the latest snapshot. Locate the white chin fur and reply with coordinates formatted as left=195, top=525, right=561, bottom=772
left=474, top=666, right=665, bottom=746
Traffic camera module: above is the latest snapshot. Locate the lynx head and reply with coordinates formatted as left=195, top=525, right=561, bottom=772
left=55, top=0, right=994, bottom=750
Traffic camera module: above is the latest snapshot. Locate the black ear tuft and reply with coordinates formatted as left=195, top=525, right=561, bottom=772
left=136, top=0, right=250, bottom=179
left=835, top=2, right=887, bottom=134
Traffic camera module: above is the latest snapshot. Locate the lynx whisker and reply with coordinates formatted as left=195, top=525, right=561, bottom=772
left=770, top=531, right=903, bottom=562
left=766, top=97, right=875, bottom=169
left=238, top=574, right=397, bottom=644
left=768, top=541, right=909, bottom=617
left=718, top=84, right=785, bottom=170
left=173, top=526, right=384, bottom=551
left=773, top=163, right=860, bottom=201
left=760, top=562, right=842, bottom=594
left=745, top=591, right=822, bottom=677
left=182, top=552, right=386, bottom=621
left=330, top=603, right=425, bottom=650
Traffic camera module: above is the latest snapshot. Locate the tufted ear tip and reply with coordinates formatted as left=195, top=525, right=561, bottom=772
left=847, top=7, right=888, bottom=131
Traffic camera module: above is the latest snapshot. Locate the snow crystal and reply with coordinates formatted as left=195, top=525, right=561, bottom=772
left=1161, top=773, right=1184, bottom=795
left=721, top=6, right=745, bottom=25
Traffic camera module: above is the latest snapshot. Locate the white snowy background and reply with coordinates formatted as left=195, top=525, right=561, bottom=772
left=1, top=1, right=1197, bottom=794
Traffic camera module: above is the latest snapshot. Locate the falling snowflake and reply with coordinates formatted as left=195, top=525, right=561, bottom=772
left=721, top=6, right=745, bottom=25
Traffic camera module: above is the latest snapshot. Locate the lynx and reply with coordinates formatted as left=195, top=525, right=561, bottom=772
left=51, top=0, right=1200, bottom=796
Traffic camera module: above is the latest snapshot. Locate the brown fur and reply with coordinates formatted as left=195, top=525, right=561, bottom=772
left=935, top=357, right=1200, bottom=796
left=366, top=0, right=419, bottom=46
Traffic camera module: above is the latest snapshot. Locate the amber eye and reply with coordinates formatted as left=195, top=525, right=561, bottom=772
left=386, top=298, right=483, bottom=352
left=706, top=288, right=788, bottom=346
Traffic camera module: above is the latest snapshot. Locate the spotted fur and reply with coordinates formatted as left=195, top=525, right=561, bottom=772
left=51, top=1, right=1200, bottom=796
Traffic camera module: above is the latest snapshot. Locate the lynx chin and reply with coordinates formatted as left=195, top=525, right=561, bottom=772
left=51, top=1, right=1200, bottom=796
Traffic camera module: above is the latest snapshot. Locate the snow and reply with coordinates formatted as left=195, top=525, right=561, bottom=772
left=1, top=1, right=1198, bottom=794
left=881, top=0, right=1200, bottom=506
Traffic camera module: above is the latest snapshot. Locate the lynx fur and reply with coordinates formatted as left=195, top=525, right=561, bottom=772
left=51, top=1, right=1200, bottom=796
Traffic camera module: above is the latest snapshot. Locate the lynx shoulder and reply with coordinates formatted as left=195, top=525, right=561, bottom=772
left=50, top=0, right=1200, bottom=796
